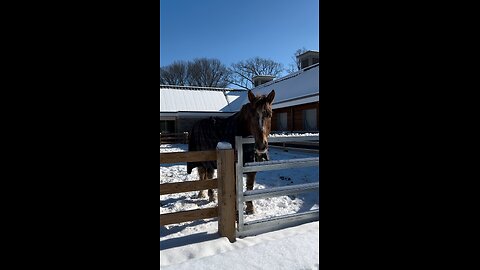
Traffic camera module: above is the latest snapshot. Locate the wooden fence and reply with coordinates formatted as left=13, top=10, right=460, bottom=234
left=160, top=147, right=236, bottom=243
left=160, top=132, right=189, bottom=144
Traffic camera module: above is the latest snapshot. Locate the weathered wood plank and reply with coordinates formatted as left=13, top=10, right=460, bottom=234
left=160, top=179, right=218, bottom=195
left=160, top=207, right=218, bottom=226
left=217, top=149, right=237, bottom=243
left=160, top=150, right=217, bottom=164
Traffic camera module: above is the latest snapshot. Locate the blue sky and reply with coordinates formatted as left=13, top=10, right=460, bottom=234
left=160, top=0, right=319, bottom=76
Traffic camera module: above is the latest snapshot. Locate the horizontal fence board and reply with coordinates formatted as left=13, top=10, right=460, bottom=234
left=269, top=145, right=319, bottom=154
left=160, top=133, right=188, bottom=136
left=243, top=182, right=319, bottom=201
left=160, top=150, right=217, bottom=164
left=242, top=158, right=319, bottom=173
left=238, top=136, right=319, bottom=144
left=160, top=139, right=187, bottom=144
left=281, top=141, right=319, bottom=146
left=237, top=209, right=319, bottom=238
left=268, top=136, right=319, bottom=143
left=161, top=137, right=186, bottom=140
left=161, top=134, right=185, bottom=137
left=160, top=207, right=218, bottom=226
left=245, top=157, right=318, bottom=166
left=160, top=179, right=218, bottom=195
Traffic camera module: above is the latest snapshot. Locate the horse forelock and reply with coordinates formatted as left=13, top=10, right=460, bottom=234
left=238, top=95, right=272, bottom=143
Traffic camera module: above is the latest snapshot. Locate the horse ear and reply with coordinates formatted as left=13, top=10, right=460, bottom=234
left=248, top=90, right=255, bottom=103
left=266, top=90, right=275, bottom=103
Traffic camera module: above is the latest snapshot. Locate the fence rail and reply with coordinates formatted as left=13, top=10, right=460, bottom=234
left=243, top=182, right=319, bottom=201
left=160, top=147, right=236, bottom=243
left=160, top=150, right=216, bottom=163
left=160, top=179, right=218, bottom=195
left=160, top=132, right=189, bottom=144
left=240, top=210, right=319, bottom=237
left=244, top=135, right=319, bottom=144
left=242, top=157, right=319, bottom=173
left=160, top=207, right=218, bottom=226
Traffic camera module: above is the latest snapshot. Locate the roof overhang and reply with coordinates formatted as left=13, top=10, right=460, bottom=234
left=272, top=93, right=319, bottom=109
left=160, top=111, right=236, bottom=118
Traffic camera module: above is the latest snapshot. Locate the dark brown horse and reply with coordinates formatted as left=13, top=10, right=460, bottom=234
left=187, top=89, right=275, bottom=214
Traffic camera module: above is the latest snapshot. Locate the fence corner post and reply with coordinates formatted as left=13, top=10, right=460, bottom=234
left=216, top=142, right=236, bottom=243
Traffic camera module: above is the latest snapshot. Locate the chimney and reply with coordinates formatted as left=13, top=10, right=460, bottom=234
left=252, top=75, right=275, bottom=87
left=297, top=50, right=319, bottom=69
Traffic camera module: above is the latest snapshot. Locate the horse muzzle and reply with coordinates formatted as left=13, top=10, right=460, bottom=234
left=255, top=148, right=268, bottom=154
left=254, top=148, right=269, bottom=162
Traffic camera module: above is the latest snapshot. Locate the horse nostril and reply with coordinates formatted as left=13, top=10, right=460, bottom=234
left=257, top=144, right=267, bottom=152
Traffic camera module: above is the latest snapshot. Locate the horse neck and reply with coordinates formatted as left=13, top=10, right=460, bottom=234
left=234, top=105, right=253, bottom=137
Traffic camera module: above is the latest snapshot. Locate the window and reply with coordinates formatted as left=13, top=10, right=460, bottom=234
left=301, top=59, right=309, bottom=68
left=277, top=112, right=288, bottom=131
left=160, top=120, right=175, bottom=133
left=303, top=109, right=317, bottom=131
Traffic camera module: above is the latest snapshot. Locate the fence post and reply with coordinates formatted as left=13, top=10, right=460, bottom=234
left=216, top=143, right=236, bottom=243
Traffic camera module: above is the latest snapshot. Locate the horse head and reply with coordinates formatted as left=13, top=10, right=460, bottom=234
left=246, top=89, right=275, bottom=161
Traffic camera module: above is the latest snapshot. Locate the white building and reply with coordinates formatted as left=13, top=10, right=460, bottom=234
left=159, top=85, right=247, bottom=133
left=160, top=50, right=319, bottom=133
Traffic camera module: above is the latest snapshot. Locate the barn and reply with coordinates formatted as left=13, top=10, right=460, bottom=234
left=160, top=50, right=319, bottom=135
left=159, top=85, right=247, bottom=134
left=250, top=51, right=319, bottom=133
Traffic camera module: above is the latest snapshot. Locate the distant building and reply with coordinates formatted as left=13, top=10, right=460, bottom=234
left=297, top=50, right=319, bottom=69
left=252, top=75, right=275, bottom=87
left=159, top=85, right=247, bottom=133
left=250, top=62, right=319, bottom=132
left=160, top=50, right=319, bottom=134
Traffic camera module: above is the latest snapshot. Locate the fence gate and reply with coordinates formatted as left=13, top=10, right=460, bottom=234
left=235, top=135, right=320, bottom=238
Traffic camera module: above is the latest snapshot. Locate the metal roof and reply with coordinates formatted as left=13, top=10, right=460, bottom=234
left=160, top=63, right=318, bottom=113
left=160, top=85, right=247, bottom=112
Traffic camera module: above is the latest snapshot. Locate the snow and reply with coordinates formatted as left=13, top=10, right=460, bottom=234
left=216, top=141, right=232, bottom=149
left=160, top=143, right=319, bottom=269
left=269, top=132, right=319, bottom=137
left=160, top=86, right=247, bottom=112
left=160, top=222, right=319, bottom=270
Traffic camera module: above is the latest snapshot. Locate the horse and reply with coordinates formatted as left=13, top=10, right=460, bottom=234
left=187, top=89, right=275, bottom=214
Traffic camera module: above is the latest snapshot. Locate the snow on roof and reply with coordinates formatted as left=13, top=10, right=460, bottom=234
left=160, top=63, right=318, bottom=113
left=160, top=85, right=247, bottom=112
left=242, top=64, right=319, bottom=109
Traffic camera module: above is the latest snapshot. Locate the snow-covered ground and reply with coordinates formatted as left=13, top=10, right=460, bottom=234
left=160, top=143, right=319, bottom=269
left=269, top=132, right=319, bottom=137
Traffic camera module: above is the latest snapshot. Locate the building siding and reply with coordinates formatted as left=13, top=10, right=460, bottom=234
left=271, top=102, right=319, bottom=132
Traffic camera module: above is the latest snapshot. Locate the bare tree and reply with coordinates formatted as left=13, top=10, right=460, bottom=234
left=160, top=61, right=188, bottom=86
left=186, top=58, right=231, bottom=88
left=229, top=57, right=284, bottom=90
left=286, top=47, right=308, bottom=73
